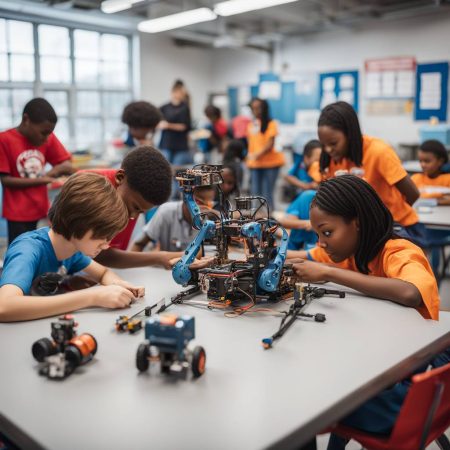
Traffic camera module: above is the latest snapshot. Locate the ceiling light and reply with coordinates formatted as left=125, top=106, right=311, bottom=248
left=214, top=0, right=299, bottom=17
left=138, top=8, right=217, bottom=33
left=101, top=0, right=140, bottom=14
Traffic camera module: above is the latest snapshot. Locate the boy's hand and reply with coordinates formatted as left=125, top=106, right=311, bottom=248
left=93, top=285, right=135, bottom=308
left=292, top=260, right=329, bottom=283
left=168, top=256, right=215, bottom=270
left=111, top=280, right=145, bottom=298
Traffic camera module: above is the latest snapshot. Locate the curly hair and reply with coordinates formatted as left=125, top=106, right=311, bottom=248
left=121, top=146, right=172, bottom=205
left=121, top=101, right=162, bottom=129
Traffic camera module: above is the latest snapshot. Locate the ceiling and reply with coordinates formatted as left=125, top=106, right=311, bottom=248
left=17, top=0, right=450, bottom=50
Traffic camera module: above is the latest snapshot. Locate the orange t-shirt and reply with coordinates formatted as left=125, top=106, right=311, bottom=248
left=307, top=162, right=322, bottom=183
left=246, top=120, right=285, bottom=169
left=307, top=239, right=439, bottom=320
left=311, top=136, right=418, bottom=226
left=411, top=173, right=450, bottom=199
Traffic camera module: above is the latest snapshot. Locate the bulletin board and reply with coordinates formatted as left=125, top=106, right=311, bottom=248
left=228, top=72, right=320, bottom=124
left=319, top=71, right=359, bottom=112
left=414, top=62, right=449, bottom=121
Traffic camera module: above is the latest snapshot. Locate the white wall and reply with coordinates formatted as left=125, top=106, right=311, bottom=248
left=275, top=13, right=450, bottom=149
left=139, top=33, right=213, bottom=120
left=209, top=47, right=271, bottom=91
left=139, top=13, right=450, bottom=148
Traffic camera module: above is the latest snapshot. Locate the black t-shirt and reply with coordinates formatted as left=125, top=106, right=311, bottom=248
left=159, top=102, right=191, bottom=152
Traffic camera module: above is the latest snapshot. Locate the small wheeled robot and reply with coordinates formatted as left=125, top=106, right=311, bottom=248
left=136, top=314, right=206, bottom=379
left=31, top=315, right=97, bottom=379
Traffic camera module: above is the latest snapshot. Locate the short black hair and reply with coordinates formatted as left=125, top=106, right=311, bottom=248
left=121, top=146, right=172, bottom=205
left=223, top=139, right=245, bottom=162
left=303, top=139, right=322, bottom=159
left=204, top=105, right=221, bottom=119
left=121, top=101, right=162, bottom=129
left=420, top=140, right=448, bottom=164
left=318, top=101, right=363, bottom=171
left=23, top=98, right=57, bottom=124
left=311, top=175, right=394, bottom=275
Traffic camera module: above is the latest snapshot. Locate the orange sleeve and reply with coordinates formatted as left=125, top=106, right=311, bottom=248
left=371, top=141, right=408, bottom=186
left=307, top=161, right=322, bottom=182
left=307, top=246, right=332, bottom=263
left=382, top=241, right=440, bottom=320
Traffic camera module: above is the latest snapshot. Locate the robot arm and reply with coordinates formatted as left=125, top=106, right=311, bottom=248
left=257, top=226, right=289, bottom=292
left=172, top=220, right=216, bottom=286
left=184, top=189, right=203, bottom=230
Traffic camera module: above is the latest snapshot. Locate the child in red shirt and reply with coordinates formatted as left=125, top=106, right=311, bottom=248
left=0, top=98, right=73, bottom=244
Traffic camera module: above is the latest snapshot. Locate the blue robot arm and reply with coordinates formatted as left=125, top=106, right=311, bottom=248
left=184, top=190, right=203, bottom=230
left=257, top=226, right=289, bottom=292
left=172, top=220, right=216, bottom=286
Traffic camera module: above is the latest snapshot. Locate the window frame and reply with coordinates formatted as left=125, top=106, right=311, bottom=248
left=0, top=16, right=136, bottom=152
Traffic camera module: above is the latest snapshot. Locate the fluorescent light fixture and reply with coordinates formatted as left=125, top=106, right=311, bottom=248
left=214, top=0, right=298, bottom=17
left=101, top=0, right=140, bottom=14
left=138, top=8, right=217, bottom=33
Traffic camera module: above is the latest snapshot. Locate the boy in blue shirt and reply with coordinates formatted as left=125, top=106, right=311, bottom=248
left=284, top=139, right=321, bottom=192
left=0, top=172, right=144, bottom=322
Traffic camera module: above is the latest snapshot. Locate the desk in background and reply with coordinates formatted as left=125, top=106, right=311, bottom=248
left=417, top=205, right=450, bottom=230
left=0, top=268, right=449, bottom=450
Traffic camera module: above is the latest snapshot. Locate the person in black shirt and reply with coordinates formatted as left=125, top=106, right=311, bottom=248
left=158, top=80, right=192, bottom=166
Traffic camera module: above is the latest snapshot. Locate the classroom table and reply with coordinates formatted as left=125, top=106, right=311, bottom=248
left=417, top=205, right=450, bottom=230
left=0, top=268, right=449, bottom=450
left=403, top=160, right=422, bottom=173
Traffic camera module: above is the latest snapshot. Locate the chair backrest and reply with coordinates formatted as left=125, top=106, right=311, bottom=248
left=388, top=362, right=450, bottom=449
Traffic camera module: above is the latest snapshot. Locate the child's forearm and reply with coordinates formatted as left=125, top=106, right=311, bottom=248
left=279, top=216, right=311, bottom=230
left=325, top=266, right=422, bottom=308
left=286, top=250, right=308, bottom=259
left=284, top=175, right=313, bottom=190
left=1, top=175, right=54, bottom=188
left=95, top=248, right=183, bottom=269
left=0, top=290, right=94, bottom=322
left=99, top=268, right=124, bottom=286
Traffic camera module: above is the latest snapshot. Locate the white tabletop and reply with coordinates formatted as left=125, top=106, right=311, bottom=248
left=0, top=267, right=449, bottom=450
left=403, top=160, right=422, bottom=173
left=417, top=205, right=450, bottom=229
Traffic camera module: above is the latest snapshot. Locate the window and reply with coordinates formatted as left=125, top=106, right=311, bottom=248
left=0, top=18, right=134, bottom=153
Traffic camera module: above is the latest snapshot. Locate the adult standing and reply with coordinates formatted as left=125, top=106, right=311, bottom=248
left=158, top=80, right=192, bottom=166
left=246, top=98, right=285, bottom=211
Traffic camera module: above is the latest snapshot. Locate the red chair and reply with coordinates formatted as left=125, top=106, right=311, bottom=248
left=326, top=362, right=450, bottom=450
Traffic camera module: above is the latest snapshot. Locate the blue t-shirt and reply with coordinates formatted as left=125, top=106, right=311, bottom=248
left=0, top=227, right=92, bottom=294
left=286, top=190, right=317, bottom=251
left=287, top=159, right=313, bottom=183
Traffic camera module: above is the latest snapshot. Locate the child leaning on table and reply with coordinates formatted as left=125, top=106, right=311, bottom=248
left=288, top=174, right=439, bottom=320
left=286, top=175, right=447, bottom=449
left=0, top=172, right=144, bottom=322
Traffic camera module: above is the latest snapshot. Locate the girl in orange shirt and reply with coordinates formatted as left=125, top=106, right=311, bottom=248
left=315, top=101, right=426, bottom=246
left=287, top=175, right=443, bottom=450
left=246, top=98, right=285, bottom=210
left=288, top=175, right=439, bottom=320
left=412, top=139, right=450, bottom=205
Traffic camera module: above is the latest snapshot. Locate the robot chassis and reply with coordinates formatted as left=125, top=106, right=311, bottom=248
left=171, top=164, right=294, bottom=306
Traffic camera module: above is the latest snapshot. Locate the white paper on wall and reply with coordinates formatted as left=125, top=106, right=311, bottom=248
left=259, top=81, right=281, bottom=100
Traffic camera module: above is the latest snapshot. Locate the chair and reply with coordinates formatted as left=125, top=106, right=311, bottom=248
left=325, top=362, right=450, bottom=450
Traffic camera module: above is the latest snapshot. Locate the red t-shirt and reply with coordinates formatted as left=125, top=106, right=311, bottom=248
left=213, top=118, right=228, bottom=139
left=87, top=168, right=137, bottom=251
left=0, top=128, right=71, bottom=221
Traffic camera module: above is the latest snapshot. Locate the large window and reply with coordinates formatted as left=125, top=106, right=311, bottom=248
left=0, top=18, right=133, bottom=152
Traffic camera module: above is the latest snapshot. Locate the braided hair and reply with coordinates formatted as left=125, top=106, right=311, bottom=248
left=311, top=175, right=394, bottom=274
left=318, top=101, right=363, bottom=171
